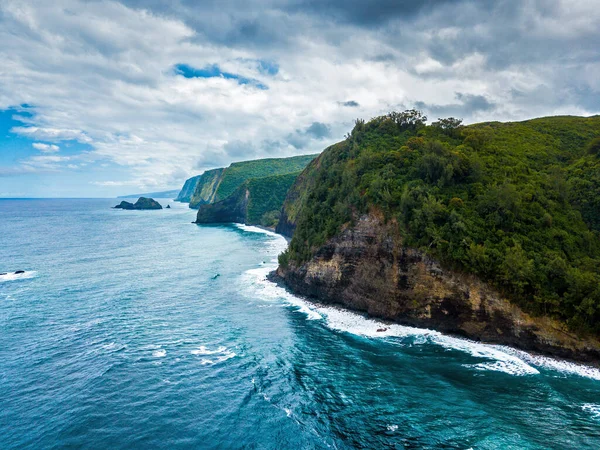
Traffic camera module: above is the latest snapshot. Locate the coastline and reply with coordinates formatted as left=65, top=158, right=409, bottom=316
left=195, top=217, right=599, bottom=371
left=267, top=268, right=600, bottom=375
left=262, top=224, right=600, bottom=371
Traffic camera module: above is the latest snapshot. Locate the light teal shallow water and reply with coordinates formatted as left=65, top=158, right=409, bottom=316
left=1, top=198, right=600, bottom=449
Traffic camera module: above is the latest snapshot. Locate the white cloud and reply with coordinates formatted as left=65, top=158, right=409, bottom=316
left=0, top=0, right=599, bottom=194
left=32, top=142, right=60, bottom=152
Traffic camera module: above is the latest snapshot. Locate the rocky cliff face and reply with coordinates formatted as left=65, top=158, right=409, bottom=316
left=276, top=213, right=600, bottom=364
left=176, top=175, right=202, bottom=202
left=195, top=188, right=249, bottom=224
left=189, top=169, right=224, bottom=209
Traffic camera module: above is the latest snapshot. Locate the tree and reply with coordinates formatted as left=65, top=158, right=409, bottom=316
left=387, top=109, right=427, bottom=130
left=432, top=117, right=463, bottom=136
left=586, top=136, right=600, bottom=156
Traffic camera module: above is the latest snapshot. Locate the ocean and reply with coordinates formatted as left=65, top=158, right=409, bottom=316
left=1, top=198, right=600, bottom=449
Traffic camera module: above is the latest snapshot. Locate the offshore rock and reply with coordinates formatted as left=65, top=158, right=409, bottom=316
left=114, top=197, right=162, bottom=210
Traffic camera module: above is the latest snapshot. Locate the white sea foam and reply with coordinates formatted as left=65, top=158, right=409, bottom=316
left=198, top=351, right=237, bottom=365
left=316, top=305, right=540, bottom=376
left=0, top=270, right=37, bottom=283
left=190, top=345, right=227, bottom=355
left=191, top=345, right=236, bottom=365
left=248, top=262, right=600, bottom=378
left=236, top=221, right=600, bottom=380
left=582, top=404, right=600, bottom=419
left=235, top=223, right=279, bottom=237
left=468, top=361, right=539, bottom=376
left=386, top=425, right=398, bottom=432
left=241, top=266, right=322, bottom=320
left=152, top=349, right=167, bottom=358
left=488, top=346, right=600, bottom=381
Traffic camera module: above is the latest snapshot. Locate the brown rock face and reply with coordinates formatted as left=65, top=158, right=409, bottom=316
left=277, top=214, right=600, bottom=365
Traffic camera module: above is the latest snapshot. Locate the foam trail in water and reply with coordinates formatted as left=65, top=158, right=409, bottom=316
left=190, top=345, right=227, bottom=355
left=191, top=345, right=236, bottom=365
left=235, top=221, right=600, bottom=380
left=316, top=306, right=539, bottom=376
left=0, top=271, right=37, bottom=283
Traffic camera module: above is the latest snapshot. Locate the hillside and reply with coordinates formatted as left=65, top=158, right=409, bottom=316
left=195, top=172, right=300, bottom=228
left=188, top=155, right=317, bottom=209
left=276, top=112, right=600, bottom=362
left=188, top=169, right=224, bottom=208
left=175, top=176, right=202, bottom=202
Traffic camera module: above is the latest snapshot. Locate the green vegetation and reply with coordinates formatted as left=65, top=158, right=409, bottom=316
left=213, top=154, right=318, bottom=202
left=195, top=172, right=301, bottom=227
left=189, top=168, right=224, bottom=208
left=246, top=172, right=300, bottom=226
left=283, top=112, right=600, bottom=334
left=188, top=155, right=317, bottom=209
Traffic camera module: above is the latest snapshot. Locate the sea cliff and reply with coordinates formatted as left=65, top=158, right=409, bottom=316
left=273, top=112, right=600, bottom=364
left=275, top=212, right=600, bottom=364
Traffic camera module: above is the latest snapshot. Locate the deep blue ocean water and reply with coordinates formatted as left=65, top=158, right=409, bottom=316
left=1, top=198, right=600, bottom=449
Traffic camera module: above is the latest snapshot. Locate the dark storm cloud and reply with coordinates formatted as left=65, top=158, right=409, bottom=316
left=286, top=122, right=332, bottom=149
left=415, top=93, right=496, bottom=120
left=286, top=0, right=462, bottom=27
left=305, top=122, right=331, bottom=139
left=119, top=0, right=600, bottom=76
left=339, top=100, right=360, bottom=107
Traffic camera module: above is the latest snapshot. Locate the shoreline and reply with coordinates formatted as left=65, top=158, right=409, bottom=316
left=266, top=269, right=600, bottom=374
left=202, top=217, right=600, bottom=371
left=262, top=224, right=600, bottom=371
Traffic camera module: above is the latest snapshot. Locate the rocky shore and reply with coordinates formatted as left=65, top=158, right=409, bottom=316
left=274, top=213, right=600, bottom=366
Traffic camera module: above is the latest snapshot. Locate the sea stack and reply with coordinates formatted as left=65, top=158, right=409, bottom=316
left=114, top=197, right=162, bottom=210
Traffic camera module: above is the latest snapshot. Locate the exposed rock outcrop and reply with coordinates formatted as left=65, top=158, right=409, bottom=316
left=195, top=188, right=249, bottom=224
left=176, top=175, right=203, bottom=203
left=276, top=213, right=600, bottom=365
left=114, top=197, right=162, bottom=210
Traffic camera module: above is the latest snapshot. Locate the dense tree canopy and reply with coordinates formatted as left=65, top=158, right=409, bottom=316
left=282, top=112, right=600, bottom=334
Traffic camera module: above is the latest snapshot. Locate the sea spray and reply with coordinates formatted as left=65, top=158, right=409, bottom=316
left=236, top=223, right=600, bottom=380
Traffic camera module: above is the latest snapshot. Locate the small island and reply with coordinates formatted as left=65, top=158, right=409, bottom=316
left=113, top=197, right=162, bottom=210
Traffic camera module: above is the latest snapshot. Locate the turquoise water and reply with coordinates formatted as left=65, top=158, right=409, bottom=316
left=1, top=198, right=600, bottom=449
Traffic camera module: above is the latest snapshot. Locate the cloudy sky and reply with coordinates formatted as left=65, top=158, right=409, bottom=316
left=1, top=0, right=599, bottom=197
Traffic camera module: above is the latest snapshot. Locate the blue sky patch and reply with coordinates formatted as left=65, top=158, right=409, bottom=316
left=174, top=63, right=268, bottom=90
left=257, top=60, right=279, bottom=76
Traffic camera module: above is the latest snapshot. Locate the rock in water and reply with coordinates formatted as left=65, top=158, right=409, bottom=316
left=166, top=205, right=171, bottom=209
left=113, top=197, right=162, bottom=210
left=133, top=197, right=162, bottom=210
left=14, top=270, right=25, bottom=274
left=114, top=200, right=135, bottom=210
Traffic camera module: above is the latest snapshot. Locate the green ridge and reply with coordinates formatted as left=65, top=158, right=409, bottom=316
left=214, top=154, right=318, bottom=202
left=281, top=112, right=600, bottom=333
left=188, top=154, right=317, bottom=209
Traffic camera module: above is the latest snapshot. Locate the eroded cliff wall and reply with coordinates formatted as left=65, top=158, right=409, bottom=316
left=277, top=213, right=600, bottom=364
